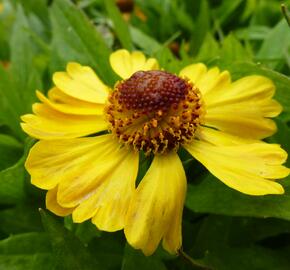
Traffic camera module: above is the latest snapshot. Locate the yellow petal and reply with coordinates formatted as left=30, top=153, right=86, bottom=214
left=179, top=64, right=231, bottom=96
left=185, top=137, right=289, bottom=196
left=179, top=63, right=207, bottom=83
left=46, top=186, right=74, bottom=217
left=206, top=75, right=275, bottom=105
left=37, top=88, right=105, bottom=115
left=125, top=152, right=186, bottom=256
left=56, top=136, right=135, bottom=208
left=204, top=113, right=277, bottom=139
left=196, top=126, right=260, bottom=146
left=110, top=49, right=159, bottom=79
left=53, top=62, right=109, bottom=103
left=72, top=151, right=139, bottom=232
left=25, top=134, right=119, bottom=190
left=21, top=103, right=107, bottom=139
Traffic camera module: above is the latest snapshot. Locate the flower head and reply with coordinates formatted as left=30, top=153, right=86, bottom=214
left=21, top=49, right=289, bottom=256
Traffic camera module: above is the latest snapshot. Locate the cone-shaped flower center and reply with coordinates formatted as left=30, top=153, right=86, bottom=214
left=106, top=70, right=204, bottom=154
left=118, top=71, right=188, bottom=112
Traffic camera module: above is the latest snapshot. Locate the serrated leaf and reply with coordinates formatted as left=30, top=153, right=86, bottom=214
left=220, top=33, right=252, bottom=64
left=195, top=32, right=220, bottom=62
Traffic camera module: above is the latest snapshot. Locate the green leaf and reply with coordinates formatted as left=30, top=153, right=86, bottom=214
left=0, top=156, right=26, bottom=204
left=0, top=232, right=53, bottom=270
left=40, top=209, right=101, bottom=270
left=185, top=174, right=290, bottom=221
left=214, top=0, right=244, bottom=25
left=191, top=215, right=290, bottom=270
left=50, top=0, right=117, bottom=85
left=0, top=134, right=23, bottom=170
left=0, top=138, right=34, bottom=204
left=10, top=5, right=43, bottom=114
left=195, top=32, right=220, bottom=62
left=130, top=26, right=162, bottom=55
left=0, top=203, right=43, bottom=235
left=268, top=119, right=290, bottom=166
left=88, top=232, right=124, bottom=269
left=235, top=25, right=270, bottom=40
left=104, top=0, right=133, bottom=51
left=121, top=244, right=167, bottom=270
left=189, top=0, right=210, bottom=55
left=219, top=33, right=252, bottom=65
left=257, top=20, right=290, bottom=70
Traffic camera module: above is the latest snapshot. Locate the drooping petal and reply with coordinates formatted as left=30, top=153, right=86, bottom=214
left=37, top=88, right=105, bottom=115
left=25, top=134, right=121, bottom=190
left=125, top=152, right=186, bottom=256
left=110, top=49, right=159, bottom=79
left=185, top=129, right=289, bottom=195
left=72, top=150, right=139, bottom=232
left=21, top=103, right=107, bottom=139
left=53, top=62, right=109, bottom=103
left=46, top=186, right=74, bottom=217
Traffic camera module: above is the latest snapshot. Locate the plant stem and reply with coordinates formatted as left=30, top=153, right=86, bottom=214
left=178, top=249, right=212, bottom=270
left=281, top=4, right=290, bottom=27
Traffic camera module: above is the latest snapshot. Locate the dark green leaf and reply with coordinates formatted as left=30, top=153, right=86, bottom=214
left=40, top=209, right=101, bottom=270
left=88, top=232, right=124, bottom=270
left=186, top=174, right=290, bottom=220
left=0, top=203, right=43, bottom=235
left=191, top=215, right=290, bottom=270
left=122, top=244, right=167, bottom=270
left=214, top=0, right=243, bottom=25
left=0, top=156, right=26, bottom=204
left=0, top=232, right=53, bottom=270
left=0, top=134, right=22, bottom=170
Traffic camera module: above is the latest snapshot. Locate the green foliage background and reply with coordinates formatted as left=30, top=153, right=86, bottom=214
left=0, top=0, right=290, bottom=269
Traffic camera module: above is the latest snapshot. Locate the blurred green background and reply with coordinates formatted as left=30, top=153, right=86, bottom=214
left=0, top=0, right=290, bottom=269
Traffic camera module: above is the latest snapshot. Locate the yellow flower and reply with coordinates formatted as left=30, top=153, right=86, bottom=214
left=21, top=49, right=289, bottom=256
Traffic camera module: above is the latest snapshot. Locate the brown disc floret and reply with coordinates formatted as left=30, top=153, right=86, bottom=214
left=106, top=70, right=204, bottom=155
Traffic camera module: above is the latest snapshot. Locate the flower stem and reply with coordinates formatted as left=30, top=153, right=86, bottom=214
left=178, top=249, right=212, bottom=270
left=281, top=4, right=290, bottom=27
